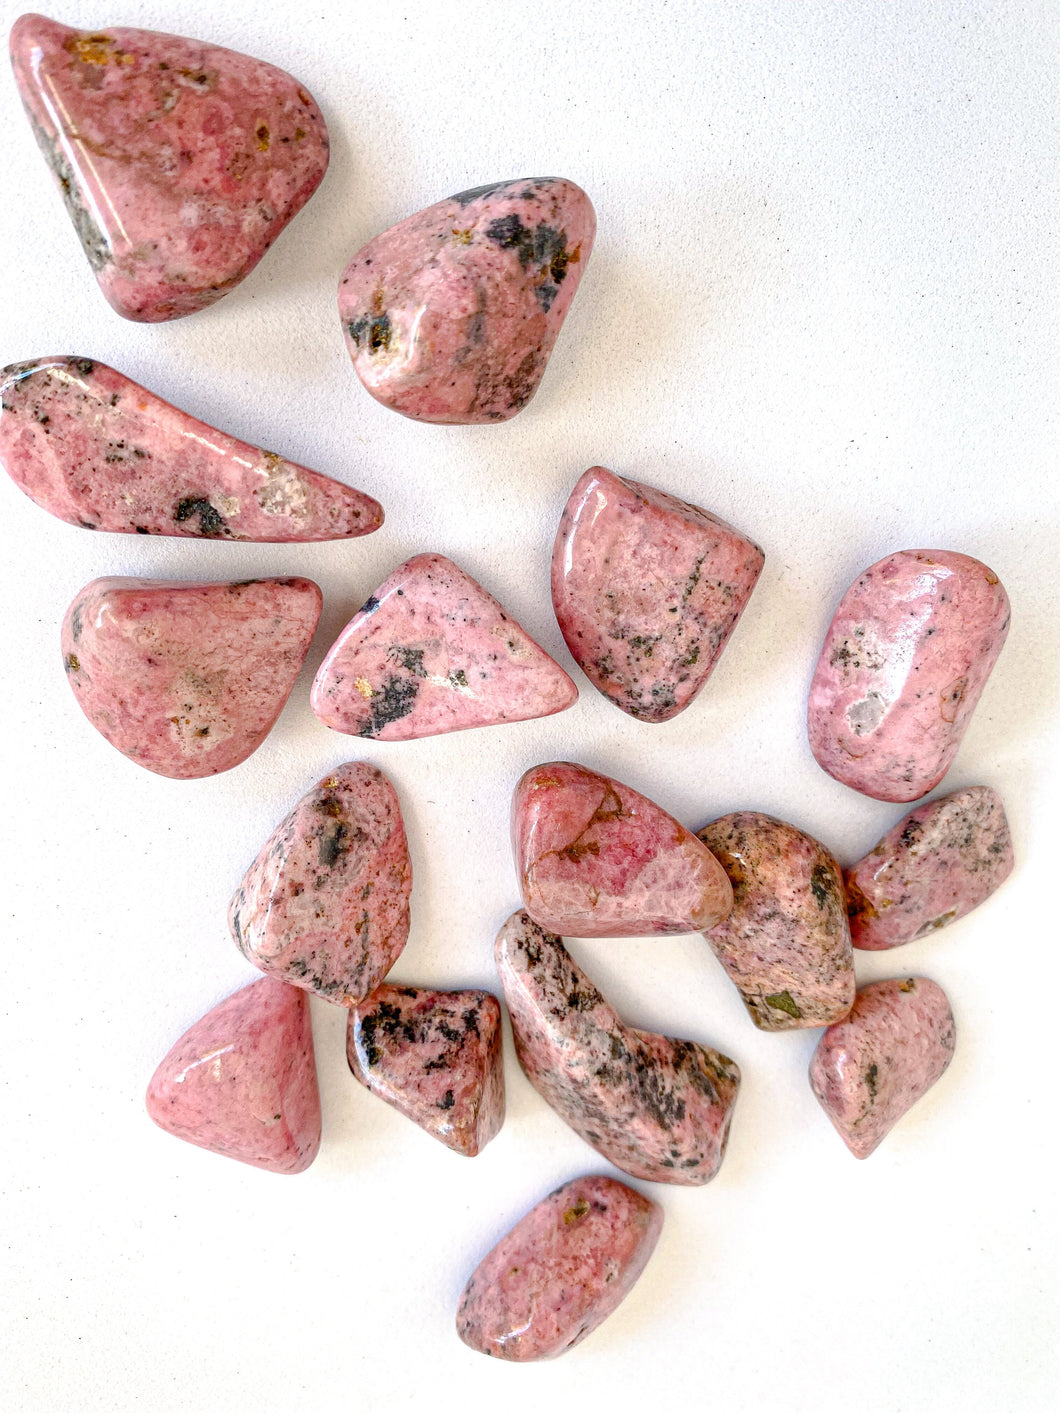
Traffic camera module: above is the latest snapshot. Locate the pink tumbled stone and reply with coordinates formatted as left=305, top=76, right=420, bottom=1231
left=807, top=549, right=1010, bottom=802
left=312, top=553, right=577, bottom=740
left=809, top=977, right=956, bottom=1158
left=552, top=466, right=764, bottom=722
left=846, top=786, right=1014, bottom=950
left=337, top=177, right=595, bottom=423
left=61, top=576, right=321, bottom=778
left=347, top=985, right=504, bottom=1156
left=11, top=14, right=329, bottom=321
left=145, top=977, right=321, bottom=1174
left=0, top=357, right=382, bottom=539
left=697, top=812, right=855, bottom=1031
left=229, top=762, right=412, bottom=1006
left=456, top=1174, right=662, bottom=1360
left=496, top=911, right=740, bottom=1184
left=513, top=760, right=733, bottom=937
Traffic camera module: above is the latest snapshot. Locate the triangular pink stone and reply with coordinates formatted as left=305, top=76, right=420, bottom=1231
left=146, top=977, right=321, bottom=1174
left=311, top=554, right=577, bottom=740
left=11, top=15, right=329, bottom=321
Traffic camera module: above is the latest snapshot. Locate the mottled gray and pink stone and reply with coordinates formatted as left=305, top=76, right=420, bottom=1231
left=697, top=812, right=855, bottom=1031
left=0, top=357, right=382, bottom=539
left=312, top=553, right=577, bottom=740
left=846, top=786, right=1014, bottom=950
left=347, top=985, right=504, bottom=1155
left=338, top=177, right=595, bottom=423
left=808, top=549, right=1010, bottom=802
left=229, top=763, right=412, bottom=1005
left=514, top=761, right=733, bottom=937
left=456, top=1174, right=662, bottom=1360
left=145, top=977, right=321, bottom=1174
left=495, top=911, right=739, bottom=1184
left=61, top=575, right=321, bottom=778
left=551, top=466, right=764, bottom=722
left=11, top=15, right=329, bottom=321
left=809, top=977, right=956, bottom=1158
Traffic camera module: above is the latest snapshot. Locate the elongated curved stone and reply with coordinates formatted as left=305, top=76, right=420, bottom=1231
left=338, top=177, right=595, bottom=423
left=697, top=812, right=855, bottom=1031
left=495, top=911, right=739, bottom=1184
left=11, top=15, right=329, bottom=321
left=229, top=763, right=412, bottom=1006
left=809, top=977, right=956, bottom=1158
left=312, top=553, right=577, bottom=740
left=456, top=1174, right=661, bottom=1360
left=552, top=466, right=764, bottom=722
left=347, top=985, right=504, bottom=1155
left=0, top=357, right=382, bottom=539
left=846, top=786, right=1014, bottom=950
left=61, top=576, right=321, bottom=777
left=808, top=549, right=1010, bottom=802
left=513, top=761, right=732, bottom=937
left=145, top=977, right=321, bottom=1174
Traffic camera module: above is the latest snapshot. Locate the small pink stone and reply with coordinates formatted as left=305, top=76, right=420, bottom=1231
left=809, top=977, right=956, bottom=1158
left=145, top=977, right=321, bottom=1174
left=229, top=763, right=412, bottom=1006
left=846, top=786, right=1014, bottom=950
left=10, top=15, right=329, bottom=321
left=807, top=549, right=1010, bottom=802
left=456, top=1174, right=662, bottom=1360
left=513, top=760, right=733, bottom=937
left=311, top=553, right=577, bottom=740
left=61, top=576, right=321, bottom=778
left=0, top=357, right=382, bottom=540
left=496, top=911, right=740, bottom=1185
left=552, top=466, right=764, bottom=722
left=337, top=177, right=595, bottom=423
left=347, top=985, right=504, bottom=1156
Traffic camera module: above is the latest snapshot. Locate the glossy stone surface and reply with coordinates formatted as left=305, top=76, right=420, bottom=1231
left=11, top=14, right=328, bottom=321
left=146, top=977, right=320, bottom=1174
left=697, top=812, right=855, bottom=1031
left=552, top=466, right=764, bottom=722
left=456, top=1175, right=661, bottom=1361
left=809, top=977, right=956, bottom=1158
left=808, top=549, right=1010, bottom=802
left=61, top=576, right=320, bottom=777
left=845, top=786, right=1014, bottom=950
left=496, top=911, right=739, bottom=1184
left=230, top=763, right=412, bottom=1006
left=513, top=761, right=733, bottom=937
left=0, top=357, right=382, bottom=539
left=338, top=177, right=595, bottom=423
left=347, top=985, right=504, bottom=1155
left=312, top=553, right=577, bottom=740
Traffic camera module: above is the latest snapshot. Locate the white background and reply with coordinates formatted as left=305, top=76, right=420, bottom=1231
left=1, top=2, right=1057, bottom=1409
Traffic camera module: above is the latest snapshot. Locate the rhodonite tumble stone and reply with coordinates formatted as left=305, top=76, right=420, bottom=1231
left=10, top=14, right=329, bottom=321
left=697, top=812, right=855, bottom=1031
left=347, top=985, right=504, bottom=1155
left=809, top=977, right=956, bottom=1158
left=514, top=761, right=733, bottom=936
left=456, top=1175, right=662, bottom=1360
left=845, top=786, right=1014, bottom=950
left=61, top=576, right=321, bottom=778
left=229, top=763, right=412, bottom=1006
left=145, top=977, right=321, bottom=1174
left=552, top=466, right=764, bottom=721
left=496, top=911, right=740, bottom=1184
left=337, top=177, right=595, bottom=423
left=0, top=357, right=382, bottom=539
left=808, top=549, right=1010, bottom=802
left=311, top=553, right=577, bottom=739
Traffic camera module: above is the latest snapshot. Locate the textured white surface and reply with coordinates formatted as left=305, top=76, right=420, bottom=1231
left=1, top=2, right=1058, bottom=1410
